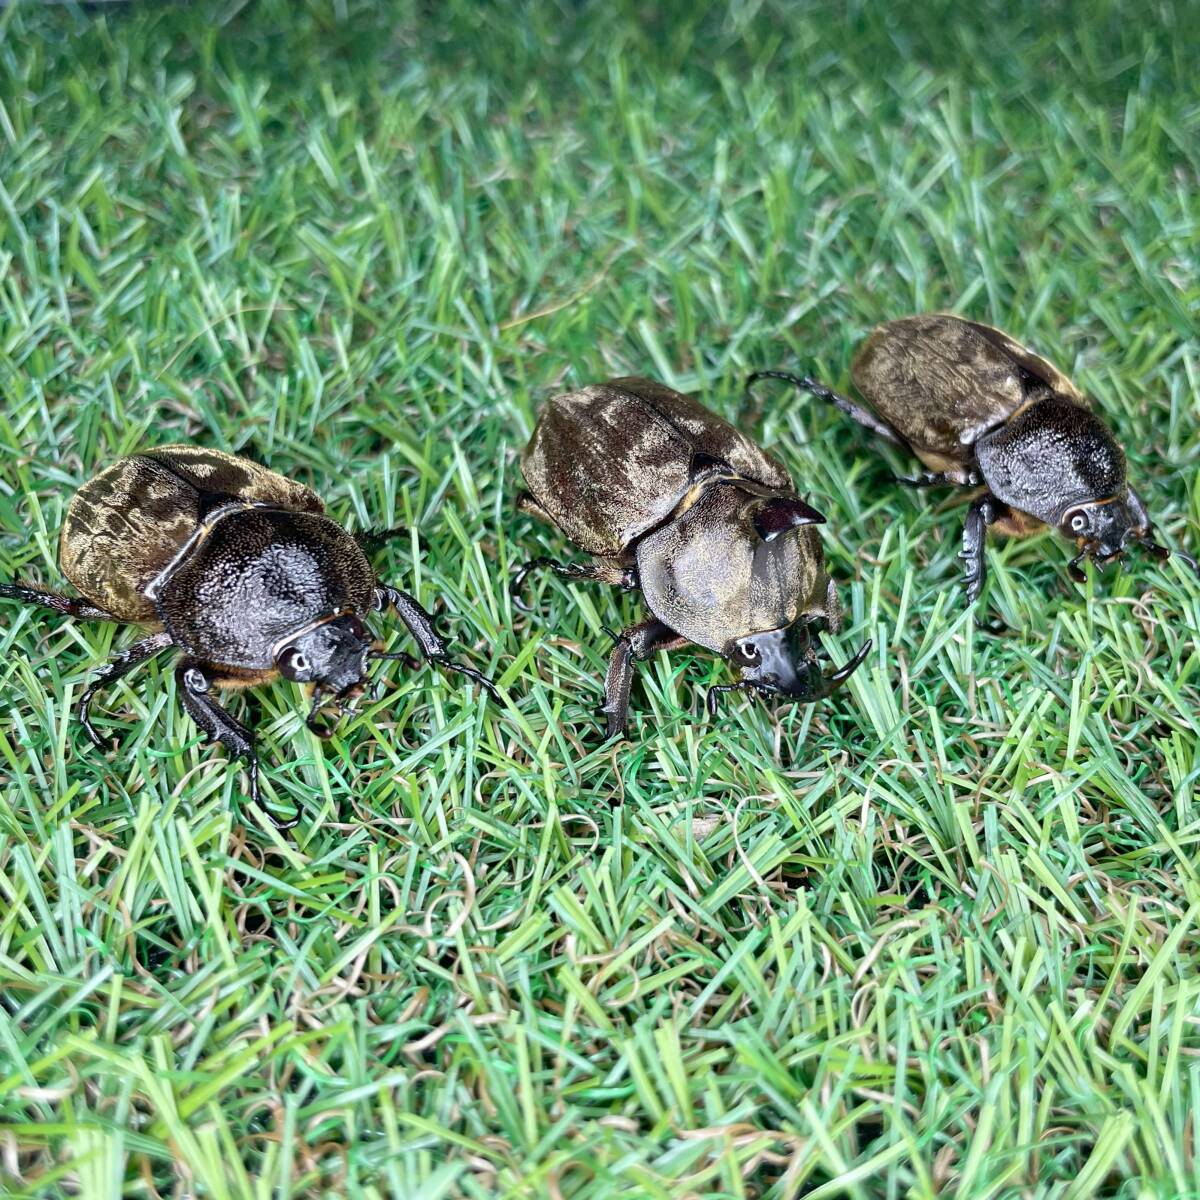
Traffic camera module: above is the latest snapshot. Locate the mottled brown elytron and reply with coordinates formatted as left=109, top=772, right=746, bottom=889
left=752, top=313, right=1196, bottom=605
left=1, top=445, right=497, bottom=828
left=850, top=314, right=1082, bottom=482
left=516, top=376, right=870, bottom=736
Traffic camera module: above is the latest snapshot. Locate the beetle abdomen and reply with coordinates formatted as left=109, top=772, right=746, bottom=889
left=154, top=510, right=375, bottom=669
left=521, top=377, right=791, bottom=556
left=636, top=483, right=825, bottom=653
left=974, top=398, right=1127, bottom=524
left=851, top=314, right=1081, bottom=461
left=60, top=446, right=325, bottom=622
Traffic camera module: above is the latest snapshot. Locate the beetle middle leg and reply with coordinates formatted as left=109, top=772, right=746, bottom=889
left=377, top=586, right=499, bottom=701
left=602, top=618, right=688, bottom=740
left=510, top=557, right=637, bottom=611
left=745, top=371, right=906, bottom=447
left=78, top=631, right=174, bottom=747
left=961, top=493, right=1004, bottom=605
left=0, top=583, right=121, bottom=622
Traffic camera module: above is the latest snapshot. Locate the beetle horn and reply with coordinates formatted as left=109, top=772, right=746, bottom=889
left=813, top=637, right=872, bottom=698
left=753, top=496, right=826, bottom=541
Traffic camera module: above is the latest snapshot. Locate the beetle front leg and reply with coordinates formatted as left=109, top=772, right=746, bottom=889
left=510, top=557, right=637, bottom=611
left=175, top=660, right=288, bottom=827
left=961, top=494, right=1002, bottom=605
left=377, top=586, right=499, bottom=701
left=602, top=619, right=687, bottom=740
left=0, top=583, right=121, bottom=622
left=1127, top=487, right=1200, bottom=575
left=79, top=631, right=174, bottom=747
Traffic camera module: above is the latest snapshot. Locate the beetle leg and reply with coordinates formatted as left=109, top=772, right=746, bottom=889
left=745, top=371, right=906, bottom=447
left=515, top=491, right=555, bottom=524
left=78, top=631, right=174, bottom=748
left=175, top=660, right=292, bottom=829
left=822, top=577, right=843, bottom=635
left=811, top=637, right=872, bottom=698
left=1128, top=487, right=1152, bottom=531
left=1066, top=547, right=1089, bottom=584
left=377, top=586, right=499, bottom=702
left=602, top=619, right=687, bottom=740
left=1127, top=488, right=1200, bottom=575
left=0, top=583, right=120, bottom=622
left=894, top=470, right=965, bottom=488
left=510, top=557, right=637, bottom=612
left=961, top=494, right=1002, bottom=605
left=355, top=526, right=408, bottom=556
left=706, top=681, right=758, bottom=716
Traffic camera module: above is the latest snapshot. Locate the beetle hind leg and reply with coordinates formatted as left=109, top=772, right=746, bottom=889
left=745, top=371, right=906, bottom=447
left=515, top=491, right=554, bottom=524
left=79, top=631, right=174, bottom=747
left=0, top=583, right=120, bottom=622
left=510, top=557, right=637, bottom=612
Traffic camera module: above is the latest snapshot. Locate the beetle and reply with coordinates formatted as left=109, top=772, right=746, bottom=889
left=512, top=376, right=871, bottom=737
left=0, top=444, right=497, bottom=827
left=749, top=313, right=1198, bottom=605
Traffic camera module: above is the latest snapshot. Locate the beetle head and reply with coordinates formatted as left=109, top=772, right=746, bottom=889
left=1059, top=497, right=1138, bottom=567
left=721, top=623, right=871, bottom=704
left=1060, top=494, right=1200, bottom=582
left=276, top=614, right=372, bottom=737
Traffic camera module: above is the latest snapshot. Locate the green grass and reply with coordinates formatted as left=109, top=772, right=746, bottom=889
left=0, top=0, right=1198, bottom=1194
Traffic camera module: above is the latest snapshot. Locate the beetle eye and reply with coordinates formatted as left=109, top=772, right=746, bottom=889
left=279, top=648, right=311, bottom=678
left=737, top=643, right=759, bottom=664
left=1069, top=512, right=1088, bottom=534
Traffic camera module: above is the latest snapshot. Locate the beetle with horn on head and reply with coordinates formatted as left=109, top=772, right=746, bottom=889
left=513, top=376, right=871, bottom=736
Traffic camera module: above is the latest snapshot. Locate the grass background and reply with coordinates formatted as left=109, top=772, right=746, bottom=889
left=1, top=0, right=1198, bottom=1195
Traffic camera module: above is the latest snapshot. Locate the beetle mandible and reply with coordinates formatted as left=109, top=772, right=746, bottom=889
left=513, top=376, right=871, bottom=736
left=0, top=445, right=498, bottom=826
left=750, top=313, right=1197, bottom=605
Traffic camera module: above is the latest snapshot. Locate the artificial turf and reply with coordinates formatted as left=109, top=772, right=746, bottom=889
left=1, top=0, right=1198, bottom=1195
